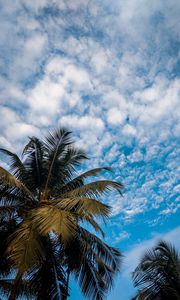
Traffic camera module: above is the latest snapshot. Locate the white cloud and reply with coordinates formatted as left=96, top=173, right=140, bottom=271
left=107, top=107, right=126, bottom=125
left=60, top=115, right=104, bottom=133
left=114, top=230, right=130, bottom=244
left=0, top=106, right=40, bottom=150
left=0, top=4, right=179, bottom=300
left=0, top=107, right=18, bottom=127
left=0, top=0, right=179, bottom=229
left=91, top=50, right=109, bottom=74
left=24, top=0, right=49, bottom=10
left=45, top=57, right=91, bottom=90
left=0, top=136, right=12, bottom=149
left=64, top=64, right=91, bottom=87
left=24, top=34, right=47, bottom=59
left=27, top=76, right=64, bottom=114
left=127, top=150, right=143, bottom=163
left=58, top=114, right=106, bottom=155
left=4, top=123, right=40, bottom=142
left=122, top=124, right=137, bottom=136
left=137, top=78, right=180, bottom=125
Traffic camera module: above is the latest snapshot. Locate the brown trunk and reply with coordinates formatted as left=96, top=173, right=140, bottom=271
left=8, top=271, right=22, bottom=300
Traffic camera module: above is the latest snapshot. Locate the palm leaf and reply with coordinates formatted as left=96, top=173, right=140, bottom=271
left=65, top=230, right=107, bottom=300
left=0, top=202, right=22, bottom=218
left=0, top=148, right=26, bottom=177
left=0, top=219, right=17, bottom=277
left=75, top=229, right=122, bottom=299
left=0, top=166, right=31, bottom=195
left=58, top=146, right=87, bottom=170
left=81, top=215, right=105, bottom=237
left=29, top=236, right=67, bottom=300
left=0, top=279, right=35, bottom=299
left=30, top=206, right=77, bottom=243
left=0, top=185, right=27, bottom=207
left=78, top=167, right=113, bottom=178
left=43, top=128, right=73, bottom=196
left=22, top=137, right=45, bottom=194
left=132, top=240, right=180, bottom=300
left=0, top=127, right=123, bottom=299
left=81, top=228, right=122, bottom=271
left=7, top=221, right=45, bottom=272
left=60, top=180, right=123, bottom=199
left=0, top=279, right=14, bottom=297
left=78, top=258, right=106, bottom=300
left=49, top=146, right=87, bottom=197
left=54, top=197, right=111, bottom=218
left=59, top=167, right=113, bottom=194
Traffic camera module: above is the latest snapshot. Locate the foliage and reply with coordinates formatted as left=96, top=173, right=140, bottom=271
left=0, top=128, right=123, bottom=300
left=132, top=240, right=180, bottom=300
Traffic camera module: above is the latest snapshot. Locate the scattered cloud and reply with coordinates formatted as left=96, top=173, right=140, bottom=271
left=0, top=0, right=179, bottom=227
left=0, top=3, right=179, bottom=300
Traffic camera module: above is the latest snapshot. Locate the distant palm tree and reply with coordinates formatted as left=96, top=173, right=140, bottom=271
left=0, top=128, right=123, bottom=300
left=132, top=240, right=180, bottom=300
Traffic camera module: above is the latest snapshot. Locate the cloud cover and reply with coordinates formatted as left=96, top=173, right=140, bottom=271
left=0, top=0, right=179, bottom=250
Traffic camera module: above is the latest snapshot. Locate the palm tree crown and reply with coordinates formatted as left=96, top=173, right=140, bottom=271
left=132, top=240, right=180, bottom=300
left=0, top=128, right=123, bottom=300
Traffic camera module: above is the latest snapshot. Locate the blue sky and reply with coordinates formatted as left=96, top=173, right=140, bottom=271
left=0, top=0, right=179, bottom=299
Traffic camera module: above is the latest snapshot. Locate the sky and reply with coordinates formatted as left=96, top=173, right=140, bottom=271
left=0, top=0, right=179, bottom=299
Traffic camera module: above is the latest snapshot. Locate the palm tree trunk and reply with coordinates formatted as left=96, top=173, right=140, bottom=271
left=8, top=270, right=22, bottom=300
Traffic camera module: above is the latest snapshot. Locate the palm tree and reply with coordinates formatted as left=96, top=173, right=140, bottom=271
left=132, top=240, right=180, bottom=300
left=0, top=128, right=123, bottom=300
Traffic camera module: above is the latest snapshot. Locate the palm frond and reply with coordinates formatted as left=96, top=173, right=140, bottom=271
left=0, top=148, right=28, bottom=185
left=0, top=166, right=31, bottom=195
left=22, top=137, right=45, bottom=194
left=82, top=215, right=105, bottom=237
left=0, top=127, right=123, bottom=299
left=7, top=221, right=45, bottom=272
left=30, top=206, right=77, bottom=243
left=78, top=258, right=106, bottom=300
left=59, top=167, right=112, bottom=194
left=80, top=228, right=122, bottom=272
left=64, top=226, right=121, bottom=284
left=54, top=197, right=111, bottom=218
left=72, top=228, right=121, bottom=300
left=60, top=180, right=123, bottom=199
left=29, top=236, right=67, bottom=300
left=0, top=279, right=14, bottom=297
left=0, top=219, right=17, bottom=277
left=132, top=240, right=180, bottom=300
left=43, top=128, right=73, bottom=196
left=59, top=146, right=87, bottom=170
left=0, top=279, right=35, bottom=299
left=48, top=146, right=87, bottom=197
left=78, top=167, right=113, bottom=178
left=0, top=185, right=27, bottom=210
left=156, top=240, right=180, bottom=266
left=0, top=201, right=22, bottom=218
